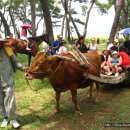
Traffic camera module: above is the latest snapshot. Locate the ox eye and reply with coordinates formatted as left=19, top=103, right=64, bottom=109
left=48, top=61, right=51, bottom=65
left=37, top=62, right=42, bottom=66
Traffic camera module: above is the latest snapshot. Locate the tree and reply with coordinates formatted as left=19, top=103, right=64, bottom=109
left=119, top=0, right=130, bottom=28
left=40, top=0, right=54, bottom=43
left=29, top=0, right=36, bottom=36
left=83, top=0, right=95, bottom=36
left=0, top=10, right=11, bottom=36
left=109, top=0, right=124, bottom=42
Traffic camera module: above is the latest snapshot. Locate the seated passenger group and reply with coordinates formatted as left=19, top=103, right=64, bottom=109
left=101, top=40, right=130, bottom=76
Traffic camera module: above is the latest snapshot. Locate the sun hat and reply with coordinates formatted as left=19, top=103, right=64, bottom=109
left=57, top=35, right=63, bottom=38
left=102, top=49, right=109, bottom=54
left=114, top=39, right=118, bottom=43
left=0, top=38, right=13, bottom=56
left=0, top=38, right=9, bottom=43
left=112, top=51, right=118, bottom=55
left=91, top=38, right=95, bottom=41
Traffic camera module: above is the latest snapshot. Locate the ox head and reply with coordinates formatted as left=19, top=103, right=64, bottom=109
left=25, top=52, right=61, bottom=80
left=25, top=52, right=51, bottom=80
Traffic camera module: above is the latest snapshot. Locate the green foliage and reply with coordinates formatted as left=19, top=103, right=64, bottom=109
left=95, top=0, right=113, bottom=14
left=81, top=5, right=88, bottom=16
left=120, top=0, right=130, bottom=28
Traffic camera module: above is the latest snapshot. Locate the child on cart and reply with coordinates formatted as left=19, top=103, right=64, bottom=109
left=107, top=51, right=122, bottom=76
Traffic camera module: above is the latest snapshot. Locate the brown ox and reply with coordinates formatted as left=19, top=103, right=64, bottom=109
left=25, top=51, right=101, bottom=115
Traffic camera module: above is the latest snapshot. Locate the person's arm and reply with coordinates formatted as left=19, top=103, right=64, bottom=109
left=96, top=44, right=98, bottom=51
left=108, top=55, right=112, bottom=67
left=117, top=56, right=122, bottom=66
left=10, top=54, right=27, bottom=71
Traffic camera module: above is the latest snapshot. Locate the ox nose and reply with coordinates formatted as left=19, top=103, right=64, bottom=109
left=24, top=72, right=30, bottom=79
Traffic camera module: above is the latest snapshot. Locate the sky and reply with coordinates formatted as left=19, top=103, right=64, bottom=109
left=87, top=5, right=115, bottom=37
left=52, top=0, right=115, bottom=38
left=1, top=0, right=115, bottom=38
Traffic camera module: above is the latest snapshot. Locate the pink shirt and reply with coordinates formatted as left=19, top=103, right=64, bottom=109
left=20, top=30, right=27, bottom=37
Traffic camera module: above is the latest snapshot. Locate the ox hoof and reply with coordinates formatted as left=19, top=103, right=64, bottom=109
left=87, top=94, right=92, bottom=99
left=54, top=109, right=60, bottom=114
left=75, top=111, right=82, bottom=116
left=95, top=98, right=99, bottom=103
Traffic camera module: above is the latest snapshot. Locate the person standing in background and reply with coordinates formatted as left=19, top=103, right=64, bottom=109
left=89, top=38, right=98, bottom=52
left=76, top=35, right=89, bottom=53
left=51, top=35, right=63, bottom=55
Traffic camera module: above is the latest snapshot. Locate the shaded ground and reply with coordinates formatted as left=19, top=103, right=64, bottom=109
left=1, top=69, right=130, bottom=130
left=15, top=80, right=130, bottom=130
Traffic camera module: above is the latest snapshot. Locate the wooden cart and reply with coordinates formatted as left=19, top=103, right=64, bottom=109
left=84, top=71, right=128, bottom=84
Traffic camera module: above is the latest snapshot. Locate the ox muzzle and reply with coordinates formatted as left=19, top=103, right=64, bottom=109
left=24, top=70, right=33, bottom=80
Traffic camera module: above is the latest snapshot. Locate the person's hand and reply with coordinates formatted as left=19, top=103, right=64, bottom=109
left=23, top=67, right=30, bottom=72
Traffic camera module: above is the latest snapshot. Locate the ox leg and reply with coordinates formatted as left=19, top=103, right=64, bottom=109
left=95, top=82, right=100, bottom=102
left=55, top=91, right=61, bottom=114
left=88, top=83, right=94, bottom=98
left=70, top=88, right=82, bottom=116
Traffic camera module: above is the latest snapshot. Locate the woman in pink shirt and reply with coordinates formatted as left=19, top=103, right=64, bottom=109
left=20, top=28, right=30, bottom=50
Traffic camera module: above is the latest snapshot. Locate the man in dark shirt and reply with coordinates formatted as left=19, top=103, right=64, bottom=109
left=51, top=35, right=63, bottom=54
left=77, top=35, right=89, bottom=53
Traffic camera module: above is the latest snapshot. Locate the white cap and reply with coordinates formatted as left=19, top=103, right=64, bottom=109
left=112, top=51, right=118, bottom=55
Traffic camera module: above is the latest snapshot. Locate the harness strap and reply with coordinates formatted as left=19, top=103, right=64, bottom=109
left=69, top=45, right=89, bottom=65
left=54, top=55, right=76, bottom=63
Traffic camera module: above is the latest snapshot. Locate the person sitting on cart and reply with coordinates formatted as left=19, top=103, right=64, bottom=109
left=101, top=50, right=110, bottom=74
left=107, top=51, right=122, bottom=77
left=119, top=47, right=130, bottom=67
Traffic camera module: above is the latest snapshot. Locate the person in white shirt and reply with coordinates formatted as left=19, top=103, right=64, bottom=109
left=57, top=41, right=67, bottom=54
left=41, top=41, right=51, bottom=55
left=89, top=38, right=98, bottom=52
left=107, top=39, right=118, bottom=51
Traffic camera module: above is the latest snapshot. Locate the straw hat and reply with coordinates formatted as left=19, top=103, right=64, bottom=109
left=91, top=38, right=96, bottom=41
left=0, top=38, right=9, bottom=43
left=114, top=39, right=118, bottom=43
left=57, top=35, right=63, bottom=38
left=102, top=49, right=109, bottom=54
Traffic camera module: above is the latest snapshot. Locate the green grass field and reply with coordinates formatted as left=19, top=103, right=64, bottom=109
left=1, top=42, right=130, bottom=130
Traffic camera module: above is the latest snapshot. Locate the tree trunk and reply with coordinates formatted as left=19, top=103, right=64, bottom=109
left=83, top=0, right=95, bottom=36
left=40, top=0, right=54, bottom=43
left=109, top=0, right=124, bottom=42
left=23, top=0, right=27, bottom=23
left=68, top=12, right=80, bottom=38
left=9, top=7, right=20, bottom=38
left=29, top=0, right=36, bottom=36
left=0, top=11, right=10, bottom=36
left=61, top=14, right=66, bottom=35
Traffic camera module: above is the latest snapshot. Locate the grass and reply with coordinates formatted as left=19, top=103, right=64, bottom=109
left=10, top=80, right=130, bottom=130
left=1, top=43, right=130, bottom=130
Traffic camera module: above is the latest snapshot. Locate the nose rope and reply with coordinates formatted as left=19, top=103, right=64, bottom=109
left=26, top=61, right=62, bottom=81
left=25, top=78, right=42, bottom=92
